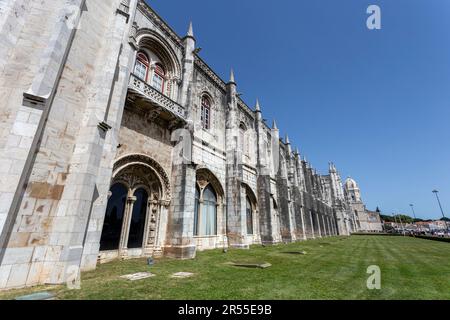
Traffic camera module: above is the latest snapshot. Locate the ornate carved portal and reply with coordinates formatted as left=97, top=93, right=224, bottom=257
left=100, top=155, right=171, bottom=258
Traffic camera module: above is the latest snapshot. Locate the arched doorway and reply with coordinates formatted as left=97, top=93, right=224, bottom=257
left=99, top=155, right=171, bottom=259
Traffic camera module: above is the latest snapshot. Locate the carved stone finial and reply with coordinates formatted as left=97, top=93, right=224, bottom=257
left=255, top=99, right=261, bottom=112
left=187, top=21, right=194, bottom=38
left=229, top=69, right=235, bottom=84
left=272, top=120, right=278, bottom=130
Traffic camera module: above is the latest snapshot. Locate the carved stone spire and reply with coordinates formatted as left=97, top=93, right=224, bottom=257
left=255, top=99, right=261, bottom=112
left=187, top=21, right=194, bottom=39
left=229, top=69, right=235, bottom=84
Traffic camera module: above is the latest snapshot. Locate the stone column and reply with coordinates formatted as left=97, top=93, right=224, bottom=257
left=142, top=199, right=155, bottom=255
left=161, top=19, right=197, bottom=259
left=119, top=196, right=136, bottom=256
left=320, top=215, right=325, bottom=237
left=300, top=207, right=307, bottom=240
left=309, top=210, right=315, bottom=239
left=326, top=216, right=331, bottom=237
left=224, top=71, right=247, bottom=249
left=164, top=163, right=197, bottom=259
left=154, top=201, right=169, bottom=257
left=316, top=211, right=322, bottom=238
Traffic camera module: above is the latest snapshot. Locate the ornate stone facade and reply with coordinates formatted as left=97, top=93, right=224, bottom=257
left=0, top=0, right=381, bottom=290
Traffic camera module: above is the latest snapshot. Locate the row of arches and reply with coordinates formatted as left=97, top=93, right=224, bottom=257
left=99, top=156, right=259, bottom=255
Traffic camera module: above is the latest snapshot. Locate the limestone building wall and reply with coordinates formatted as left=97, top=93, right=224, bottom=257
left=0, top=0, right=375, bottom=290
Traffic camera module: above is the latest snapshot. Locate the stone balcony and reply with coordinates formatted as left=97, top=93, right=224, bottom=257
left=127, top=74, right=186, bottom=126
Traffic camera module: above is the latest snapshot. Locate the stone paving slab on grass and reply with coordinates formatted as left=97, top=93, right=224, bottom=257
left=120, top=272, right=155, bottom=281
left=171, top=272, right=194, bottom=278
left=15, top=292, right=55, bottom=300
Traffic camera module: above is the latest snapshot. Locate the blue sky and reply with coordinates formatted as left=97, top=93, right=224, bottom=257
left=146, top=0, right=450, bottom=220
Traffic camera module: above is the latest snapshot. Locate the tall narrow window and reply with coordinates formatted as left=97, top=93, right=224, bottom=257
left=246, top=196, right=253, bottom=235
left=201, top=96, right=211, bottom=130
left=134, top=52, right=149, bottom=81
left=239, top=123, right=247, bottom=155
left=100, top=184, right=128, bottom=251
left=127, top=188, right=148, bottom=249
left=195, top=184, right=217, bottom=236
left=201, top=185, right=217, bottom=235
left=152, top=63, right=165, bottom=92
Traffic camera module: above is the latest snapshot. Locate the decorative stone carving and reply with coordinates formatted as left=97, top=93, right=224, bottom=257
left=129, top=74, right=185, bottom=119
left=196, top=168, right=224, bottom=202
left=113, top=154, right=171, bottom=202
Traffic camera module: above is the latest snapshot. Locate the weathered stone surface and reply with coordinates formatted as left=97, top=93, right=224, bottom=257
left=0, top=0, right=381, bottom=290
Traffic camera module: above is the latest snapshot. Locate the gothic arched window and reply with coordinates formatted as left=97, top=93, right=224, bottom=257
left=134, top=52, right=149, bottom=81
left=152, top=63, right=165, bottom=92
left=246, top=196, right=253, bottom=235
left=194, top=184, right=217, bottom=236
left=201, top=95, right=211, bottom=130
left=202, top=185, right=217, bottom=235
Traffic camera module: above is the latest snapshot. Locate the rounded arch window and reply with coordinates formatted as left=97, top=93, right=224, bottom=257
left=201, top=95, right=211, bottom=130
left=134, top=52, right=149, bottom=81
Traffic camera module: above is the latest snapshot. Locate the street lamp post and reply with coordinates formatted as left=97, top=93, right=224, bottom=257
left=432, top=190, right=448, bottom=235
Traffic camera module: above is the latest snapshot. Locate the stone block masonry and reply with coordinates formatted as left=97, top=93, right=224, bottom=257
left=0, top=0, right=381, bottom=290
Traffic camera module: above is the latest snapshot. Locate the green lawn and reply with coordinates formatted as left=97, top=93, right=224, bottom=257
left=1, top=235, right=450, bottom=300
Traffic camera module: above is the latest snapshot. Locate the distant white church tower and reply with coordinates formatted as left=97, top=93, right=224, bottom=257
left=344, top=178, right=382, bottom=233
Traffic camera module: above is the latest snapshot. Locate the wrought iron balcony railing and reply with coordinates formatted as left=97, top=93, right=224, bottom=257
left=128, top=74, right=185, bottom=120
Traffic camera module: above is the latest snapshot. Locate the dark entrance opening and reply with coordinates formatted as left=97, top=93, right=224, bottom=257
left=246, top=196, right=253, bottom=235
left=127, top=188, right=148, bottom=249
left=100, top=183, right=127, bottom=251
